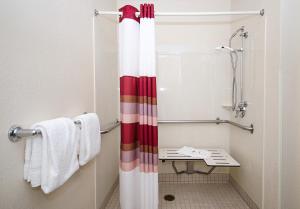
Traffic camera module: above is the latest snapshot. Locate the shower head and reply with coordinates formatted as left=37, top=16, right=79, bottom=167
left=230, top=26, right=245, bottom=41
left=229, top=26, right=247, bottom=47
left=216, top=45, right=235, bottom=52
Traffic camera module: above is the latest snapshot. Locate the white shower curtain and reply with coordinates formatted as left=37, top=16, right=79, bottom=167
left=119, top=4, right=158, bottom=209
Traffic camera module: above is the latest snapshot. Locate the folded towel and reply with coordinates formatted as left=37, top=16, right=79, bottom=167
left=74, top=113, right=101, bottom=166
left=177, top=146, right=210, bottom=159
left=24, top=123, right=43, bottom=187
left=24, top=117, right=79, bottom=194
left=26, top=135, right=43, bottom=187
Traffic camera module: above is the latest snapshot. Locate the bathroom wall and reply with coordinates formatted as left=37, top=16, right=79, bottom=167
left=229, top=9, right=265, bottom=209
left=118, top=0, right=232, bottom=173
left=281, top=0, right=300, bottom=208
left=0, top=0, right=116, bottom=209
left=230, top=0, right=281, bottom=208
left=94, top=0, right=119, bottom=208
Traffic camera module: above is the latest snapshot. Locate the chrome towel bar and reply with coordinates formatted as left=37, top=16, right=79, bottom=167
left=8, top=120, right=120, bottom=143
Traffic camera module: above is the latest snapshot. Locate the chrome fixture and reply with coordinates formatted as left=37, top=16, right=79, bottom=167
left=217, top=26, right=249, bottom=118
left=94, top=9, right=265, bottom=17
left=215, top=45, right=243, bottom=53
left=229, top=26, right=248, bottom=118
left=158, top=118, right=254, bottom=133
left=8, top=120, right=120, bottom=143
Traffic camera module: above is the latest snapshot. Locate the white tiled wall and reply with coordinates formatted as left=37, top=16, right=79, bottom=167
left=154, top=1, right=232, bottom=173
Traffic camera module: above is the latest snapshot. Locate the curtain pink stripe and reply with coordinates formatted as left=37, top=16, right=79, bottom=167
left=120, top=159, right=139, bottom=171
left=139, top=164, right=158, bottom=173
left=121, top=103, right=137, bottom=114
left=121, top=149, right=139, bottom=162
left=121, top=150, right=158, bottom=164
left=139, top=153, right=158, bottom=165
left=139, top=115, right=157, bottom=126
left=121, top=113, right=157, bottom=126
left=120, top=162, right=158, bottom=173
left=121, top=114, right=139, bottom=123
left=121, top=103, right=158, bottom=116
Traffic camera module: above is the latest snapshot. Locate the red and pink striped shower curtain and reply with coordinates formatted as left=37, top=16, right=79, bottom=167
left=119, top=4, right=158, bottom=209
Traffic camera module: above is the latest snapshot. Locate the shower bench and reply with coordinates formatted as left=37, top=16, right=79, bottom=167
left=159, top=148, right=240, bottom=175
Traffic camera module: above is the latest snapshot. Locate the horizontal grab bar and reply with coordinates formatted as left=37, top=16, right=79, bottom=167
left=158, top=119, right=226, bottom=124
left=157, top=118, right=254, bottom=134
left=8, top=120, right=120, bottom=143
left=8, top=118, right=253, bottom=143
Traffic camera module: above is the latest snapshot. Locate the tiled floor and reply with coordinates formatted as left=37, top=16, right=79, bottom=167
left=105, top=183, right=250, bottom=209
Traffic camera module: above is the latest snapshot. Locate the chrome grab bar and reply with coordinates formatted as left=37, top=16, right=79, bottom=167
left=8, top=120, right=120, bottom=143
left=158, top=118, right=254, bottom=134
left=100, top=120, right=120, bottom=134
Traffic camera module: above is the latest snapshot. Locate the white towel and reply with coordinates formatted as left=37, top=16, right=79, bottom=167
left=24, top=135, right=42, bottom=187
left=24, top=123, right=43, bottom=186
left=24, top=117, right=79, bottom=194
left=74, top=113, right=101, bottom=166
left=177, top=146, right=211, bottom=159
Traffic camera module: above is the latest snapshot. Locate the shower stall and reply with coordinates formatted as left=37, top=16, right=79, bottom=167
left=0, top=0, right=287, bottom=208
left=95, top=1, right=266, bottom=209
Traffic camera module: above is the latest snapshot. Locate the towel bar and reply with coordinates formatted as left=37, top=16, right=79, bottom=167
left=8, top=120, right=120, bottom=143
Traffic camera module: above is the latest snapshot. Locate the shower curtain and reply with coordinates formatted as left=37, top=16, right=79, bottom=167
left=119, top=4, right=158, bottom=209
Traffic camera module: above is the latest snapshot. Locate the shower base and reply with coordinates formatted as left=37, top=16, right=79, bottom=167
left=104, top=174, right=250, bottom=209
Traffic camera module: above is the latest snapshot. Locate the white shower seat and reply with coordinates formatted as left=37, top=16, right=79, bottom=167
left=159, top=148, right=240, bottom=167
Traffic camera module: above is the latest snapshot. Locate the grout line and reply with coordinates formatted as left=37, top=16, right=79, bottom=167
left=100, top=177, right=119, bottom=209
left=229, top=175, right=260, bottom=209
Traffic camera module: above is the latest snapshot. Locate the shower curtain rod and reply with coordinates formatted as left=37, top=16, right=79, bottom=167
left=94, top=9, right=265, bottom=17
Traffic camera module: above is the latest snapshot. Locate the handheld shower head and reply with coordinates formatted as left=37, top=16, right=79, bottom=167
left=216, top=45, right=235, bottom=52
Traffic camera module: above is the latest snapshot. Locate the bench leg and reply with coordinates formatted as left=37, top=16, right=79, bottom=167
left=172, top=161, right=216, bottom=175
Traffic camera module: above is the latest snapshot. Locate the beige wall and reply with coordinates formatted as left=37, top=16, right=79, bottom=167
left=0, top=0, right=117, bottom=209
left=94, top=0, right=119, bottom=208
left=229, top=12, right=265, bottom=209
left=231, top=0, right=281, bottom=208
left=281, top=0, right=300, bottom=208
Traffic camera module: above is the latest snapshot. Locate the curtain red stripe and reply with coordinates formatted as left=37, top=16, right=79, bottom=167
left=119, top=5, right=140, bottom=23
left=121, top=76, right=157, bottom=97
left=121, top=123, right=138, bottom=144
left=140, top=4, right=154, bottom=18
left=120, top=76, right=138, bottom=96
